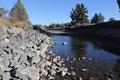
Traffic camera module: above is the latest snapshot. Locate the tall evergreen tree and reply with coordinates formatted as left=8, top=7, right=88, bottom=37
left=98, top=13, right=104, bottom=23
left=10, top=0, right=29, bottom=21
left=91, top=13, right=104, bottom=23
left=70, top=3, right=89, bottom=24
left=117, top=0, right=120, bottom=9
left=91, top=13, right=99, bottom=23
left=109, top=17, right=115, bottom=21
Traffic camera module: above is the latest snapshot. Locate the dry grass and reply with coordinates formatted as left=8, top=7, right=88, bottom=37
left=11, top=21, right=32, bottom=28
left=0, top=17, right=32, bottom=28
left=0, top=17, right=12, bottom=26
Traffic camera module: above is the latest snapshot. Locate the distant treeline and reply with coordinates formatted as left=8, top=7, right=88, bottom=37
left=48, top=23, right=72, bottom=29
left=47, top=2, right=118, bottom=29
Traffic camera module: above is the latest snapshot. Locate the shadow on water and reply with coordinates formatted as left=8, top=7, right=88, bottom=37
left=114, top=61, right=120, bottom=79
left=50, top=35, right=120, bottom=80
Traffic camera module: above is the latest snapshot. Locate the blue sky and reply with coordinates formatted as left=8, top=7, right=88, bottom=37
left=0, top=0, right=120, bottom=25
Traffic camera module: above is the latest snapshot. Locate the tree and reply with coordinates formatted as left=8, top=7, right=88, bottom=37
left=10, top=0, right=29, bottom=21
left=117, top=0, right=120, bottom=9
left=91, top=13, right=104, bottom=23
left=99, top=13, right=104, bottom=23
left=0, top=8, right=6, bottom=16
left=91, top=13, right=99, bottom=23
left=109, top=17, right=116, bottom=21
left=70, top=3, right=89, bottom=24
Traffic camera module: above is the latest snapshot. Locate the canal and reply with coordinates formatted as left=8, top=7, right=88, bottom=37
left=50, top=35, right=120, bottom=80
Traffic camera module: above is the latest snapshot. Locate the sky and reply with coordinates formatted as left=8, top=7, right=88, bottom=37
left=0, top=0, right=120, bottom=25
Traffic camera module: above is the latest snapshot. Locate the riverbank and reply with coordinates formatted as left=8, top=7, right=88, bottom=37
left=64, top=21, right=120, bottom=38
left=0, top=25, right=73, bottom=80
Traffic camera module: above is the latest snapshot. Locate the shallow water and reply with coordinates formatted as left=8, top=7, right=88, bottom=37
left=50, top=35, right=120, bottom=80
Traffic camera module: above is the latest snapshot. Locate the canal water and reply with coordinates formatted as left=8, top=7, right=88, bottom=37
left=50, top=35, right=120, bottom=80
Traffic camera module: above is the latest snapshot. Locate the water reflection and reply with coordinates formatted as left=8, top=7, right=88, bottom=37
left=71, top=36, right=85, bottom=58
left=114, top=61, right=120, bottom=79
left=51, top=35, right=120, bottom=79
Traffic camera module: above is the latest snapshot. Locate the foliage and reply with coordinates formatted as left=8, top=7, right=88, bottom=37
left=70, top=3, right=89, bottom=24
left=91, top=13, right=104, bottom=23
left=117, top=0, right=120, bottom=9
left=99, top=13, right=104, bottom=23
left=48, top=23, right=70, bottom=29
left=10, top=0, right=29, bottom=21
left=0, top=8, right=6, bottom=16
left=109, top=17, right=116, bottom=21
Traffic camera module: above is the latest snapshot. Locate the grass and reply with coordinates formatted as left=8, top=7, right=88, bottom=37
left=0, top=17, right=11, bottom=26
left=0, top=17, right=32, bottom=28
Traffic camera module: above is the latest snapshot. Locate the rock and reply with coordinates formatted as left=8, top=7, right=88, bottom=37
left=78, top=58, right=81, bottom=60
left=71, top=71, right=76, bottom=76
left=62, top=63, right=65, bottom=66
left=16, top=67, right=40, bottom=80
left=89, top=77, right=95, bottom=80
left=3, top=72, right=11, bottom=80
left=45, top=61, right=52, bottom=67
left=49, top=69, right=56, bottom=76
left=52, top=65, right=58, bottom=71
left=57, top=62, right=62, bottom=67
left=66, top=58, right=69, bottom=61
left=88, top=58, right=92, bottom=61
left=0, top=26, right=69, bottom=80
left=3, top=37, right=9, bottom=43
left=49, top=51, right=53, bottom=54
left=0, top=63, right=11, bottom=72
left=79, top=77, right=83, bottom=80
left=53, top=56, right=61, bottom=63
left=32, top=56, right=40, bottom=64
left=3, top=59, right=10, bottom=67
left=82, top=68, right=88, bottom=72
left=70, top=61, right=73, bottom=63
left=81, top=57, right=86, bottom=60
left=63, top=42, right=67, bottom=45
left=105, top=72, right=114, bottom=78
left=19, top=54, right=29, bottom=65
left=41, top=68, right=48, bottom=76
left=36, top=61, right=46, bottom=69
left=48, top=75, right=54, bottom=80
left=107, top=77, right=112, bottom=80
left=73, top=58, right=76, bottom=61
left=70, top=67, right=74, bottom=70
left=3, top=49, right=9, bottom=54
left=20, top=45, right=26, bottom=50
left=10, top=67, right=17, bottom=78
left=60, top=67, right=68, bottom=77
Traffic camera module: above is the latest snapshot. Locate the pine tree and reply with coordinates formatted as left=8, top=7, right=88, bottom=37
left=109, top=17, right=115, bottom=21
left=98, top=13, right=104, bottom=23
left=91, top=13, right=104, bottom=23
left=10, top=0, right=29, bottom=21
left=70, top=3, right=89, bottom=24
left=117, top=0, right=120, bottom=9
left=91, top=13, right=99, bottom=23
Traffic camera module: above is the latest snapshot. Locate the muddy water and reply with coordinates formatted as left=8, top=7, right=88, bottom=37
left=50, top=35, right=120, bottom=80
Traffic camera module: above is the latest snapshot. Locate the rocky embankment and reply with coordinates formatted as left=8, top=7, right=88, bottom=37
left=0, top=25, right=69, bottom=80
